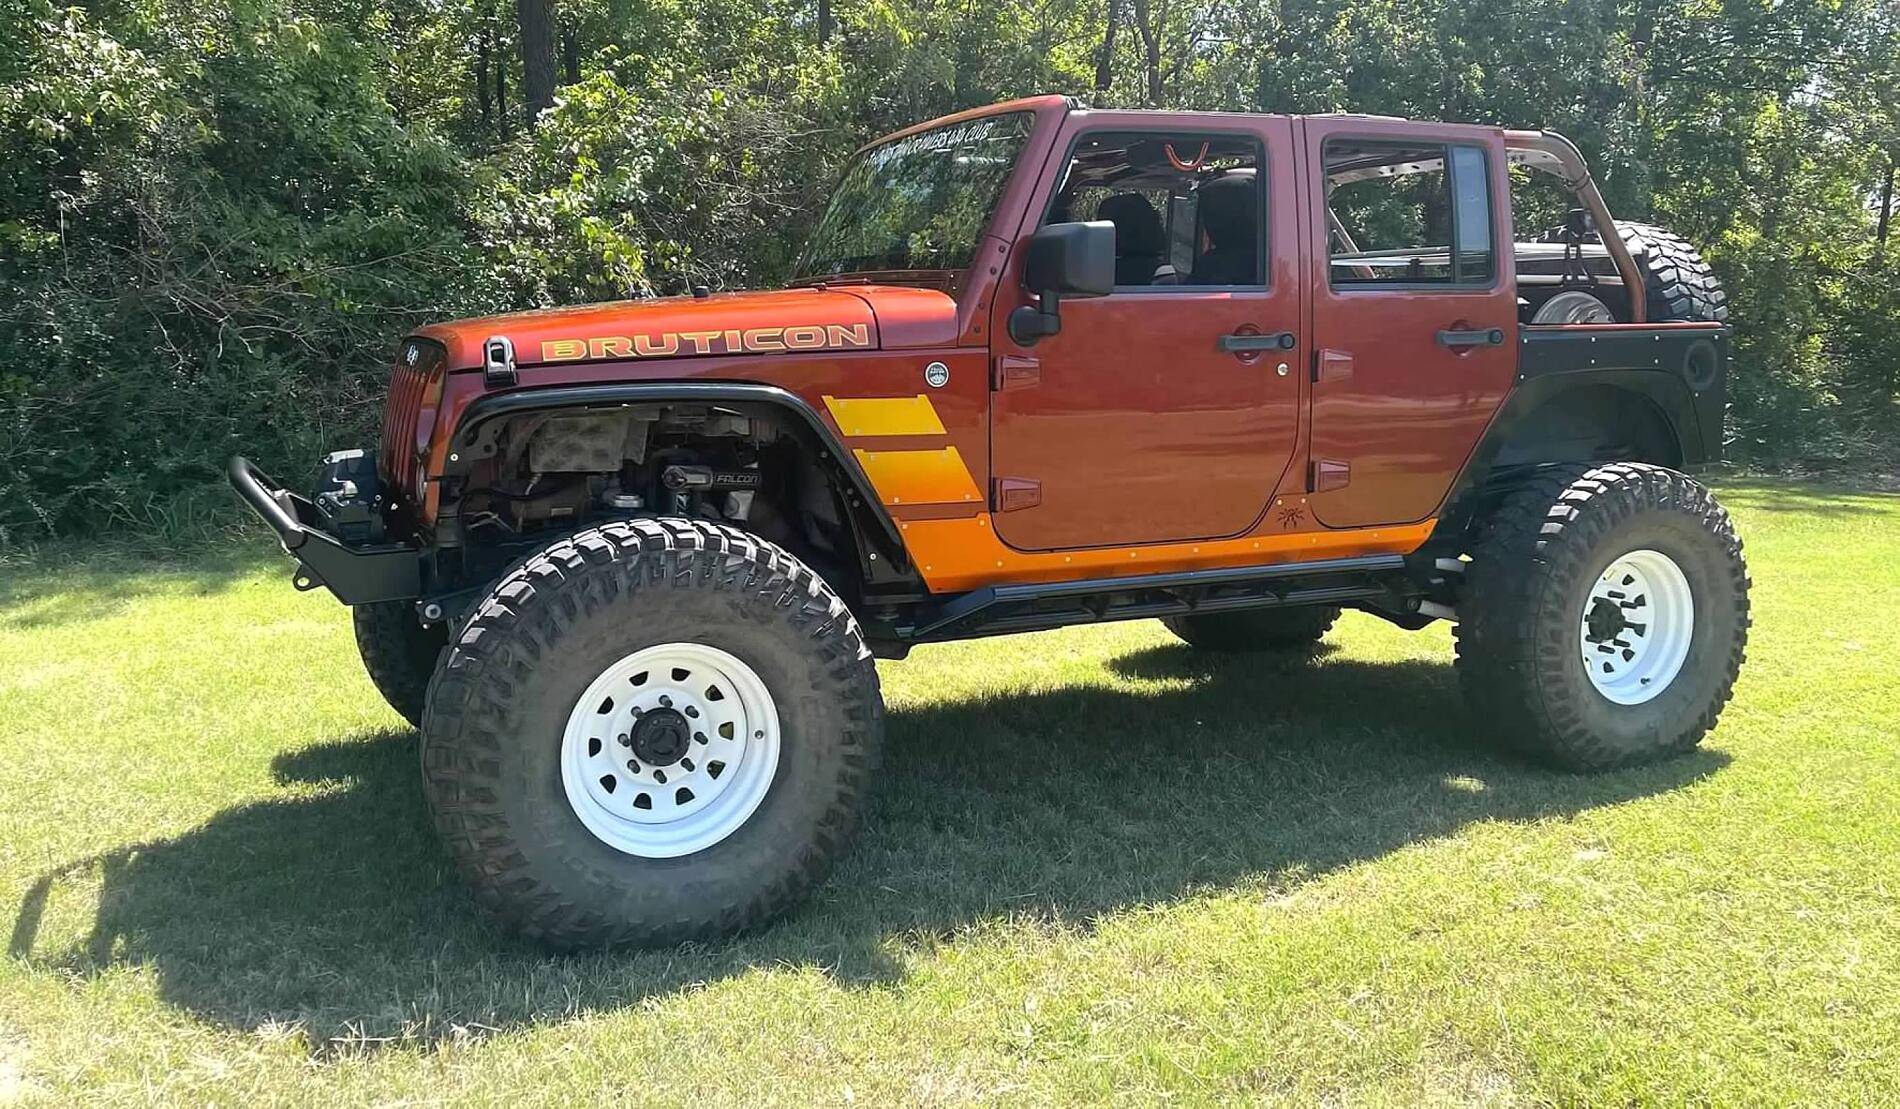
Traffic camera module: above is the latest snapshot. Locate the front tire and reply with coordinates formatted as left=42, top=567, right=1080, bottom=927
left=1454, top=463, right=1749, bottom=770
left=421, top=518, right=883, bottom=948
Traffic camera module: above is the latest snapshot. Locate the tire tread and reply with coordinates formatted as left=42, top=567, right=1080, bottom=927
left=353, top=600, right=445, bottom=728
left=1616, top=221, right=1729, bottom=323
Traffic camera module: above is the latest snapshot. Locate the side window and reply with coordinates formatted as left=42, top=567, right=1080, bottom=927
left=1325, top=139, right=1494, bottom=286
left=1047, top=132, right=1265, bottom=288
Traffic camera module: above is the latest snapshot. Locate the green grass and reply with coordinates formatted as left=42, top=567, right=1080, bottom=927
left=2, top=478, right=1897, bottom=1105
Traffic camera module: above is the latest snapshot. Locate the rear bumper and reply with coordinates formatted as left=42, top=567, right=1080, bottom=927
left=227, top=455, right=421, bottom=605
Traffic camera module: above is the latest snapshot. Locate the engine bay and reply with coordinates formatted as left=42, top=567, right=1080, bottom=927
left=445, top=404, right=860, bottom=593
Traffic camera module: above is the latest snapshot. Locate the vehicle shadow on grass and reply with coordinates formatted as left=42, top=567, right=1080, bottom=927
left=8, top=641, right=1727, bottom=1055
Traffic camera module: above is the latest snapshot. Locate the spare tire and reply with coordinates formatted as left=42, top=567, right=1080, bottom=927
left=1615, top=222, right=1728, bottom=323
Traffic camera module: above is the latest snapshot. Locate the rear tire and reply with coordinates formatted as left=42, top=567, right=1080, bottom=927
left=352, top=600, right=445, bottom=728
left=420, top=518, right=882, bottom=949
left=1454, top=463, right=1749, bottom=770
left=1163, top=606, right=1341, bottom=653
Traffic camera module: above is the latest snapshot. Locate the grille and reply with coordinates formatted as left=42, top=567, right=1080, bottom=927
left=379, top=339, right=445, bottom=497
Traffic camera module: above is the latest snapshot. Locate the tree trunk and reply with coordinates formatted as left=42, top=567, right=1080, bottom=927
left=1094, top=0, right=1120, bottom=96
left=561, top=21, right=581, bottom=84
left=516, top=0, right=558, bottom=119
left=475, top=31, right=493, bottom=134
left=1877, top=153, right=1895, bottom=256
left=495, top=23, right=512, bottom=140
left=1130, top=0, right=1162, bottom=105
left=818, top=0, right=832, bottom=44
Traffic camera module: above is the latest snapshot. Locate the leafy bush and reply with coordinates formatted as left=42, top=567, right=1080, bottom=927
left=476, top=71, right=816, bottom=303
left=0, top=0, right=479, bottom=540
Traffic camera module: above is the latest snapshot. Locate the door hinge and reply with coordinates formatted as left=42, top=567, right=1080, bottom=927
left=994, top=476, right=1042, bottom=512
left=993, top=354, right=1041, bottom=391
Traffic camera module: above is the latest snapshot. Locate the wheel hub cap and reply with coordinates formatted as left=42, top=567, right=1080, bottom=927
left=560, top=642, right=781, bottom=858
left=1579, top=548, right=1695, bottom=706
left=630, top=707, right=692, bottom=767
left=1584, top=596, right=1630, bottom=644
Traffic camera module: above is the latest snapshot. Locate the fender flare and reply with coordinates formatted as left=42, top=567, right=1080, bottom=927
left=1486, top=369, right=1703, bottom=464
left=1430, top=327, right=1726, bottom=551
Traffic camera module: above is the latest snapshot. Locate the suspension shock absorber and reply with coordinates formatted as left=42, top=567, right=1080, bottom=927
left=660, top=465, right=763, bottom=518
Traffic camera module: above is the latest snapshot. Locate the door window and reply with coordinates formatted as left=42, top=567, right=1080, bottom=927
left=1046, top=132, right=1265, bottom=289
left=1325, top=139, right=1494, bottom=286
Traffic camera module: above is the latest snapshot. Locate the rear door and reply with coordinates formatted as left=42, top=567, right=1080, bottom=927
left=988, top=114, right=1302, bottom=551
left=1300, top=119, right=1517, bottom=528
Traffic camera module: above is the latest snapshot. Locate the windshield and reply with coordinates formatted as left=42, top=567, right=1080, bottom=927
left=794, top=112, right=1034, bottom=281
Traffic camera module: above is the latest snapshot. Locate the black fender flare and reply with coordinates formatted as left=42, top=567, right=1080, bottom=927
left=1430, top=326, right=1729, bottom=550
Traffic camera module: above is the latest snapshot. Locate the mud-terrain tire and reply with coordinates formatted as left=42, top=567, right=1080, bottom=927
left=1162, top=606, right=1341, bottom=652
left=1455, top=463, right=1749, bottom=770
left=1536, top=220, right=1726, bottom=323
left=420, top=518, right=883, bottom=949
left=353, top=600, right=446, bottom=728
left=1616, top=221, right=1728, bottom=323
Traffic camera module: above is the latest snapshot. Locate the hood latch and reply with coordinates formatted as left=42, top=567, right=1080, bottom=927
left=482, top=335, right=518, bottom=388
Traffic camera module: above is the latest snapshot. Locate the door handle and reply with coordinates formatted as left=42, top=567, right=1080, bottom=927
left=1436, top=327, right=1506, bottom=348
left=1218, top=331, right=1297, bottom=353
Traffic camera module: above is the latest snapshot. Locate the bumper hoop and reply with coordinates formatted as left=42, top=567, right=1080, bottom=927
left=227, top=455, right=423, bottom=605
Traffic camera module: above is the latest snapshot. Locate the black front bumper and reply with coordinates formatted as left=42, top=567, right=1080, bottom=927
left=228, top=455, right=421, bottom=605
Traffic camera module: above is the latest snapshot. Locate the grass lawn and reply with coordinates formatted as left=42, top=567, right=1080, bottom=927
left=1, top=477, right=1897, bottom=1104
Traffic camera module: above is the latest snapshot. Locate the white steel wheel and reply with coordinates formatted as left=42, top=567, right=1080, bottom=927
left=560, top=641, right=781, bottom=858
left=1579, top=548, right=1695, bottom=705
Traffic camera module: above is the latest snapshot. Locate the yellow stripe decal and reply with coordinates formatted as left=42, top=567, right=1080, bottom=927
left=823, top=394, right=946, bottom=437
left=854, top=447, right=982, bottom=506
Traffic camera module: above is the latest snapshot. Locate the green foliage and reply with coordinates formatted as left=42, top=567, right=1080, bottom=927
left=0, top=0, right=480, bottom=540
left=476, top=71, right=821, bottom=301
left=1, top=0, right=1897, bottom=540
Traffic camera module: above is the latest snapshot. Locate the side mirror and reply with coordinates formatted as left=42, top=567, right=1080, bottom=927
left=1009, top=220, right=1115, bottom=345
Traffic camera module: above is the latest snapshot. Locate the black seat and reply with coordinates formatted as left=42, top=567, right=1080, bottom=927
left=1192, top=175, right=1258, bottom=285
left=1097, top=192, right=1166, bottom=286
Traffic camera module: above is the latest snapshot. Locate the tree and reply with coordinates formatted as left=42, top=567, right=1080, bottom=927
left=516, top=0, right=557, bottom=118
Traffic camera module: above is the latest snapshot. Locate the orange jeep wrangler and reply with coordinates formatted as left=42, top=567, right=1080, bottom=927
left=232, top=96, right=1748, bottom=948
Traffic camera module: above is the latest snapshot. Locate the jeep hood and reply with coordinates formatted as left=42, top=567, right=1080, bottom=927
left=412, top=286, right=958, bottom=370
